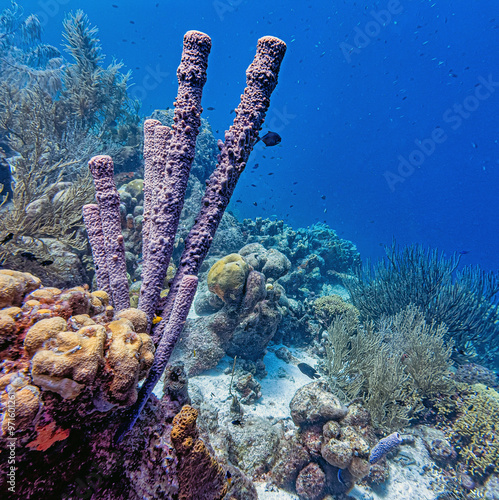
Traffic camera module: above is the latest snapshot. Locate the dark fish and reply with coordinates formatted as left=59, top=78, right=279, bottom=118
left=20, top=251, right=37, bottom=261
left=298, top=362, right=320, bottom=380
left=231, top=419, right=243, bottom=426
left=0, top=233, right=14, bottom=244
left=130, top=21, right=135, bottom=24
left=253, top=163, right=259, bottom=169
left=251, top=184, right=256, bottom=187
left=253, top=202, right=258, bottom=206
left=206, top=106, right=215, bottom=111
left=236, top=199, right=242, bottom=203
left=459, top=250, right=470, bottom=255
left=268, top=172, right=274, bottom=176
left=40, top=260, right=54, bottom=266
left=259, top=131, right=281, bottom=147
left=112, top=4, right=118, bottom=7
left=321, top=195, right=326, bottom=200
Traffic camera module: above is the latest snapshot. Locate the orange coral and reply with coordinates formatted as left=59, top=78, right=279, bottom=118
left=171, top=405, right=228, bottom=500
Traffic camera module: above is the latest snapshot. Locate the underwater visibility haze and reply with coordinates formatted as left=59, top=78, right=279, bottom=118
left=0, top=1, right=498, bottom=499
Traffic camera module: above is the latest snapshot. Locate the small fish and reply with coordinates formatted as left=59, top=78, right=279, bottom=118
left=225, top=470, right=232, bottom=486
left=459, top=250, right=470, bottom=255
left=152, top=315, right=163, bottom=325
left=253, top=202, right=258, bottom=206
left=0, top=233, right=14, bottom=244
left=258, top=131, right=281, bottom=147
left=112, top=4, right=118, bottom=7
left=298, top=363, right=320, bottom=380
left=193, top=348, right=196, bottom=357
left=40, top=260, right=54, bottom=266
left=114, top=172, right=135, bottom=183
left=130, top=20, right=135, bottom=24
left=236, top=199, right=242, bottom=203
left=231, top=419, right=243, bottom=426
left=268, top=172, right=274, bottom=176
left=252, top=163, right=259, bottom=169
left=20, top=251, right=37, bottom=261
left=206, top=106, right=215, bottom=111
left=321, top=195, right=326, bottom=200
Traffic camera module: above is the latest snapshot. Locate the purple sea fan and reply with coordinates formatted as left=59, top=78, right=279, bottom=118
left=369, top=432, right=403, bottom=464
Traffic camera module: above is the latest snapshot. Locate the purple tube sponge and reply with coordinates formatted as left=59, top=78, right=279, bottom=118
left=141, top=119, right=170, bottom=269
left=82, top=203, right=110, bottom=296
left=138, top=30, right=211, bottom=330
left=115, top=274, right=198, bottom=443
left=87, top=155, right=130, bottom=311
left=369, top=432, right=403, bottom=464
left=156, top=35, right=287, bottom=341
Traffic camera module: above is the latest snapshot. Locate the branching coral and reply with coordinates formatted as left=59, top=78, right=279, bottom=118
left=322, top=305, right=454, bottom=430
left=0, top=4, right=141, bottom=280
left=451, top=385, right=499, bottom=478
left=345, top=242, right=499, bottom=365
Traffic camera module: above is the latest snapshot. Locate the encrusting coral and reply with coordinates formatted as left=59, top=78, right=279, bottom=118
left=171, top=405, right=228, bottom=500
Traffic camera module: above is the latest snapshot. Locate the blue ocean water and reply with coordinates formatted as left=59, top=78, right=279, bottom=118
left=21, top=0, right=498, bottom=270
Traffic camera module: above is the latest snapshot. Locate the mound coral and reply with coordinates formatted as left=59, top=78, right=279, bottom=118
left=207, top=253, right=251, bottom=308
left=273, top=381, right=382, bottom=498
left=313, top=294, right=359, bottom=326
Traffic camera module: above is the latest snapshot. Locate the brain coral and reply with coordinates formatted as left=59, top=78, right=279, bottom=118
left=207, top=253, right=251, bottom=307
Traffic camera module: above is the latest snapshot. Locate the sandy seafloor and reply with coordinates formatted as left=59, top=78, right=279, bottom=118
left=153, top=343, right=446, bottom=500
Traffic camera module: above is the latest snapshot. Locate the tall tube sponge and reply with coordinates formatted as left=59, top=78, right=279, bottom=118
left=114, top=34, right=286, bottom=443
left=139, top=30, right=212, bottom=331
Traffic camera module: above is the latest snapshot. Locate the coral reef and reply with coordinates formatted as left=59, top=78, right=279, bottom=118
left=171, top=251, right=283, bottom=375
left=0, top=5, right=141, bottom=284
left=271, top=381, right=383, bottom=498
